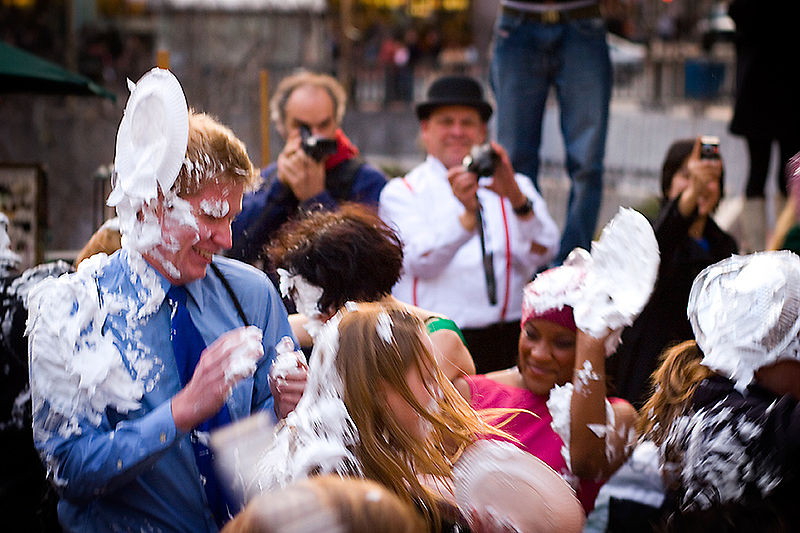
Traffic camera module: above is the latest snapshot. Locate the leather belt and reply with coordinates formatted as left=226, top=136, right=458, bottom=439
left=501, top=3, right=601, bottom=24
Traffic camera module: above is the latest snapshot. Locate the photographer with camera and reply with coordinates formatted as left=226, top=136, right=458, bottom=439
left=607, top=136, right=738, bottom=411
left=379, top=75, right=559, bottom=373
left=230, top=71, right=387, bottom=267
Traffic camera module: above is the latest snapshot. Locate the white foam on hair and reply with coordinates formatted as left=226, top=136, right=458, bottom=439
left=661, top=404, right=782, bottom=511
left=277, top=269, right=325, bottom=339
left=376, top=311, right=394, bottom=344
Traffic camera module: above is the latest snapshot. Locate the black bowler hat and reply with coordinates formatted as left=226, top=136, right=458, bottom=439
left=415, top=75, right=493, bottom=122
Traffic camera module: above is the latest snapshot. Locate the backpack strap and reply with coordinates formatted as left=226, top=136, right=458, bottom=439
left=325, top=157, right=365, bottom=201
left=210, top=262, right=250, bottom=327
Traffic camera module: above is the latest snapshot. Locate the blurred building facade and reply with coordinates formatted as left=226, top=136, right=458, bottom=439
left=0, top=0, right=735, bottom=257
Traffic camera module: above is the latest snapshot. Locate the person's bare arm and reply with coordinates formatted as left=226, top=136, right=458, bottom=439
left=452, top=375, right=473, bottom=403
left=568, top=330, right=637, bottom=479
left=288, top=313, right=313, bottom=348
left=431, top=329, right=476, bottom=381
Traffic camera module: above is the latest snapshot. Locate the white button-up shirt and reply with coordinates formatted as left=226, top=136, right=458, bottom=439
left=379, top=156, right=559, bottom=328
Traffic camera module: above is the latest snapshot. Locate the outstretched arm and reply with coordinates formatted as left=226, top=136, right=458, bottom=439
left=569, top=330, right=637, bottom=480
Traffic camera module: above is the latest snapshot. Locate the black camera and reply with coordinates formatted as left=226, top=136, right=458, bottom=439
left=700, top=135, right=720, bottom=160
left=299, top=124, right=338, bottom=162
left=463, top=143, right=499, bottom=177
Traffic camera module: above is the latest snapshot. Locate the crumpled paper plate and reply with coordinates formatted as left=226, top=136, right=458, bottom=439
left=110, top=67, right=188, bottom=206
left=452, top=440, right=585, bottom=533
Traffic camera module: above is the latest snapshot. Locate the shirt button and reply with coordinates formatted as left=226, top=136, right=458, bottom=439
left=160, top=432, right=167, bottom=444
left=117, top=459, right=123, bottom=470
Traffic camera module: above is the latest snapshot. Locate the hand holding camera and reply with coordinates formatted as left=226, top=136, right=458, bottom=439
left=699, top=135, right=720, bottom=160
left=685, top=135, right=723, bottom=217
left=277, top=127, right=329, bottom=202
left=463, top=143, right=500, bottom=177
left=299, top=124, right=338, bottom=162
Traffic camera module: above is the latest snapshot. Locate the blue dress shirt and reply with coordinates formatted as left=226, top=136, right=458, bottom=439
left=30, top=250, right=295, bottom=532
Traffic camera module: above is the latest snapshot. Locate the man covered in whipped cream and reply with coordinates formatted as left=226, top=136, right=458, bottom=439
left=27, top=68, right=296, bottom=532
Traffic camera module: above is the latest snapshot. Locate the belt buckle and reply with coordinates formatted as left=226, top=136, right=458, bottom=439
left=542, top=9, right=560, bottom=23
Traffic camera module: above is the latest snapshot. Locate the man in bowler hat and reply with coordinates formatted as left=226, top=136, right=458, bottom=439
left=379, top=75, right=559, bottom=373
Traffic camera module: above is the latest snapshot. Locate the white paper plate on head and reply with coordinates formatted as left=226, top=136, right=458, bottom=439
left=110, top=67, right=189, bottom=205
left=453, top=440, right=585, bottom=533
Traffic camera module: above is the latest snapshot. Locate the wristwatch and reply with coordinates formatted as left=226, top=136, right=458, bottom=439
left=513, top=197, right=533, bottom=216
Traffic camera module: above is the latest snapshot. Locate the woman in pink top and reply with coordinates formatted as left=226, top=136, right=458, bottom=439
left=454, top=266, right=638, bottom=514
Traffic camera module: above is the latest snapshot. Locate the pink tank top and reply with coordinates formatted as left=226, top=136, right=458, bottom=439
left=466, top=374, right=613, bottom=513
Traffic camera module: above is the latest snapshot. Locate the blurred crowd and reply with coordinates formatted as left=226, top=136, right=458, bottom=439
left=2, top=1, right=800, bottom=533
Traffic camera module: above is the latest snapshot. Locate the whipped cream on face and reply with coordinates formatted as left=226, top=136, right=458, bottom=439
left=199, top=198, right=230, bottom=218
left=107, top=68, right=204, bottom=283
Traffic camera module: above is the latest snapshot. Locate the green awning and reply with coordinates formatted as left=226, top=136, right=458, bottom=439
left=0, top=41, right=116, bottom=102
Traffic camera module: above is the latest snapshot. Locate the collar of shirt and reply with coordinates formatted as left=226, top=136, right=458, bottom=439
left=119, top=249, right=208, bottom=316
left=424, top=154, right=449, bottom=175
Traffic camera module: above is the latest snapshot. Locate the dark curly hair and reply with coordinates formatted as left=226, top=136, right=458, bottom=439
left=265, top=203, right=404, bottom=315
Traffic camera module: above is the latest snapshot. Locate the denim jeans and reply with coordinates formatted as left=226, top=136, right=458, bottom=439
left=490, top=11, right=611, bottom=265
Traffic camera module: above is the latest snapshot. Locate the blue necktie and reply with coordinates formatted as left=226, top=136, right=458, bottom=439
left=167, top=285, right=234, bottom=526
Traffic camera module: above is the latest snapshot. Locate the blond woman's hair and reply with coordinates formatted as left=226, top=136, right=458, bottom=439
left=638, top=340, right=712, bottom=445
left=334, top=302, right=508, bottom=531
left=222, top=475, right=425, bottom=533
left=173, top=110, right=258, bottom=197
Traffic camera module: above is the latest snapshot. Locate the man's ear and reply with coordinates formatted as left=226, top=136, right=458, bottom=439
left=275, top=121, right=287, bottom=139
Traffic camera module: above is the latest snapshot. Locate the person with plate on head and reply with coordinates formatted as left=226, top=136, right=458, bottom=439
left=640, top=251, right=800, bottom=532
left=27, top=68, right=296, bottom=532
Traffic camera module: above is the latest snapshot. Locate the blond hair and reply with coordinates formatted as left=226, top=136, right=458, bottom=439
left=74, top=225, right=121, bottom=268
left=638, top=340, right=712, bottom=445
left=173, top=110, right=258, bottom=196
left=334, top=303, right=507, bottom=531
left=222, top=475, right=425, bottom=533
left=270, top=71, right=347, bottom=136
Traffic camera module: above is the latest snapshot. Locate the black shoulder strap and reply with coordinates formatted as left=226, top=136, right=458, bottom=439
left=325, top=157, right=364, bottom=201
left=210, top=262, right=250, bottom=327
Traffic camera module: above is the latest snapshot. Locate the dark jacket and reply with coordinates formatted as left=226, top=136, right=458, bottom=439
left=659, top=374, right=800, bottom=532
left=229, top=157, right=386, bottom=266
left=606, top=198, right=738, bottom=408
left=0, top=261, right=72, bottom=532
left=728, top=0, right=800, bottom=138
